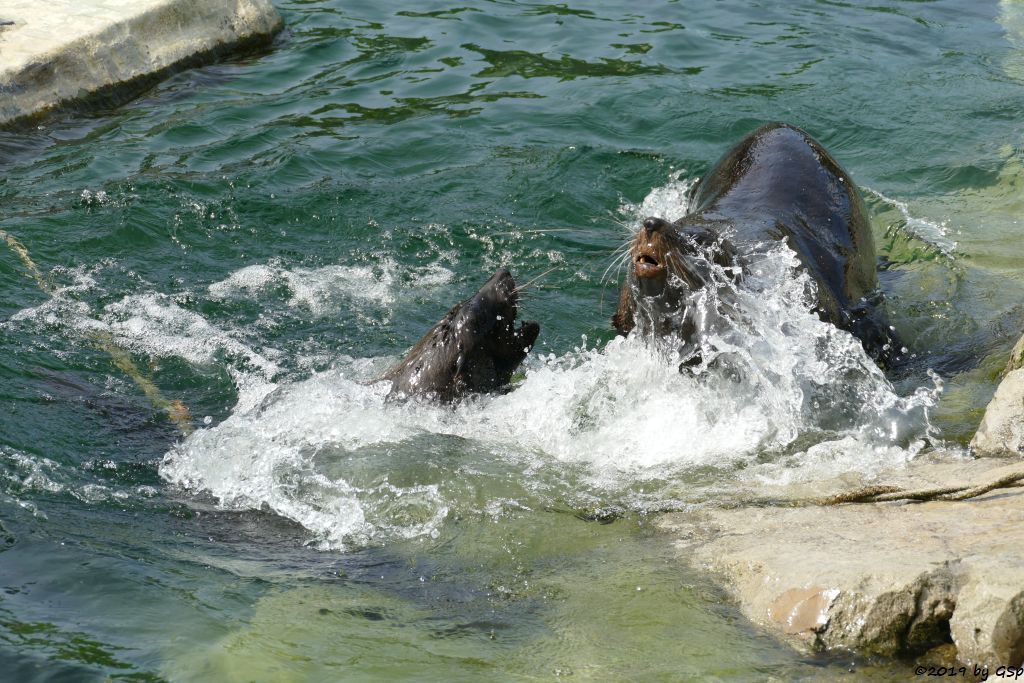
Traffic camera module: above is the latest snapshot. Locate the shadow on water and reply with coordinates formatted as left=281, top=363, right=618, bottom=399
left=462, top=43, right=688, bottom=80
left=284, top=86, right=545, bottom=129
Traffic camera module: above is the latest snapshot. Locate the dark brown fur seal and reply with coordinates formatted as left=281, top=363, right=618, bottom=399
left=614, top=122, right=900, bottom=367
left=383, top=268, right=539, bottom=401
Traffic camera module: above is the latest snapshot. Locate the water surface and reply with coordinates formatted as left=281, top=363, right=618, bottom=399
left=2, top=0, right=1024, bottom=679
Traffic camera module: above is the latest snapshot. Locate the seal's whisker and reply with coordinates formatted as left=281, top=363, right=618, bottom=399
left=607, top=237, right=634, bottom=258
left=601, top=236, right=635, bottom=268
left=599, top=258, right=624, bottom=288
left=599, top=253, right=631, bottom=316
left=600, top=254, right=630, bottom=289
left=602, top=255, right=626, bottom=288
left=592, top=209, right=638, bottom=237
left=600, top=246, right=633, bottom=286
left=665, top=251, right=689, bottom=285
left=600, top=252, right=630, bottom=281
left=514, top=266, right=559, bottom=294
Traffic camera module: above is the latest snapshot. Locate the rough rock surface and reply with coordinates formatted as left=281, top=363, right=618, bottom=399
left=1009, top=335, right=1024, bottom=374
left=971, top=334, right=1024, bottom=456
left=0, top=0, right=283, bottom=126
left=659, top=456, right=1024, bottom=667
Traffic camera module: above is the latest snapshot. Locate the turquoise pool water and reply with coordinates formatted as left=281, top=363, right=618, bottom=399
left=2, top=0, right=1024, bottom=679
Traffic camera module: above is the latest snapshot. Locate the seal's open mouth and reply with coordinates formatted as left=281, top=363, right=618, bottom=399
left=634, top=248, right=665, bottom=279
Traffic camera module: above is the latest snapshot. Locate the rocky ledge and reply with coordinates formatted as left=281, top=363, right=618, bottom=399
left=659, top=455, right=1024, bottom=668
left=659, top=329, right=1024, bottom=668
left=0, top=0, right=283, bottom=127
left=972, top=333, right=1024, bottom=456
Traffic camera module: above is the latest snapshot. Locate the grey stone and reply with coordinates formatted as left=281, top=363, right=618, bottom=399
left=970, top=333, right=1024, bottom=456
left=0, top=0, right=283, bottom=126
left=971, top=367, right=1024, bottom=456
left=1008, top=334, right=1024, bottom=374
left=659, top=457, right=1024, bottom=666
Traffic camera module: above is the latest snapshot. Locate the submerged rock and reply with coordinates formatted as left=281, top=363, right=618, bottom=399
left=658, top=457, right=1024, bottom=667
left=971, top=334, right=1024, bottom=456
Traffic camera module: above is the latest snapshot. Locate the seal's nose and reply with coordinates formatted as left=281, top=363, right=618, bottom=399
left=642, top=217, right=668, bottom=238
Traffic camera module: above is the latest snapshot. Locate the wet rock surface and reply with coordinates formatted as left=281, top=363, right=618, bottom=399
left=659, top=456, right=1024, bottom=667
left=0, top=0, right=283, bottom=126
left=971, top=334, right=1024, bottom=456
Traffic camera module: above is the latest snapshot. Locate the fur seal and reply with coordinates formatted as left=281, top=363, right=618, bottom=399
left=382, top=268, right=539, bottom=401
left=613, top=122, right=900, bottom=368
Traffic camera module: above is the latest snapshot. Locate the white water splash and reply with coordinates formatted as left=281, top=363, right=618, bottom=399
left=207, top=259, right=454, bottom=319
left=209, top=261, right=394, bottom=315
left=621, top=170, right=697, bottom=228
left=8, top=264, right=282, bottom=412
left=103, top=293, right=282, bottom=377
left=160, top=173, right=940, bottom=550
left=862, top=186, right=958, bottom=256
left=1, top=447, right=160, bottom=507
left=162, top=293, right=937, bottom=549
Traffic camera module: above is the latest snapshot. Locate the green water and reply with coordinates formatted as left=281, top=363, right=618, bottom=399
left=3, top=0, right=1024, bottom=680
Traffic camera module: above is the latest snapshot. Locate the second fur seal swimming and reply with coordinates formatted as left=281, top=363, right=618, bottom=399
left=613, top=122, right=901, bottom=368
left=382, top=268, right=540, bottom=401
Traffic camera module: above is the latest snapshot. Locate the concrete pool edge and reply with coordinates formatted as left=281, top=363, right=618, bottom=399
left=659, top=455, right=1024, bottom=670
left=0, top=0, right=283, bottom=128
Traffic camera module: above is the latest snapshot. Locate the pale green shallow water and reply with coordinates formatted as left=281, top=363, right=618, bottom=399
left=2, top=1, right=1024, bottom=680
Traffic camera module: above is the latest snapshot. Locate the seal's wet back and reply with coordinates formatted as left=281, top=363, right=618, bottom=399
left=383, top=268, right=540, bottom=401
left=615, top=122, right=901, bottom=368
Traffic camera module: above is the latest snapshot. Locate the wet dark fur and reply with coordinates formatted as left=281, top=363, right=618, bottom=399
left=382, top=268, right=540, bottom=401
left=614, top=122, right=900, bottom=367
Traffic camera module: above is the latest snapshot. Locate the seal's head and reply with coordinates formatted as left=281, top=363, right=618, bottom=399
left=613, top=216, right=740, bottom=339
left=383, top=268, right=540, bottom=402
